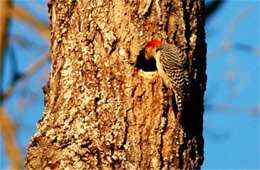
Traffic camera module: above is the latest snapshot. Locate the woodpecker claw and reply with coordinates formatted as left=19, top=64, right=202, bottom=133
left=138, top=70, right=158, bottom=79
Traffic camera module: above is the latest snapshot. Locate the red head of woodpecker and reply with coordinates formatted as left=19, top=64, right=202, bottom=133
left=144, top=39, right=163, bottom=60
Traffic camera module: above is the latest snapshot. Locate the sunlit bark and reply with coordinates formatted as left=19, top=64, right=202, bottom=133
left=25, top=0, right=206, bottom=169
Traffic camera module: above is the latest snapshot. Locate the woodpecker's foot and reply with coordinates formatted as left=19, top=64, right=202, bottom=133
left=138, top=70, right=158, bottom=79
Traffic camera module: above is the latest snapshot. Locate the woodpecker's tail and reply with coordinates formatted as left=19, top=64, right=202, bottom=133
left=175, top=94, right=183, bottom=111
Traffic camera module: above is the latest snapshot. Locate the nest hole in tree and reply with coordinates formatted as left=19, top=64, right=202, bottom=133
left=135, top=49, right=157, bottom=71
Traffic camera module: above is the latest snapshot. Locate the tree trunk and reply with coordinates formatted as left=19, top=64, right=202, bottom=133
left=25, top=0, right=206, bottom=169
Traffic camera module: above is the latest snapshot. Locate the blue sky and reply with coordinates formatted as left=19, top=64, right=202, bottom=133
left=203, top=0, right=259, bottom=168
left=1, top=0, right=259, bottom=169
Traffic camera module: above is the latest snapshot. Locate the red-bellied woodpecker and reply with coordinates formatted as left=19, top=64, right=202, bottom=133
left=144, top=39, right=190, bottom=111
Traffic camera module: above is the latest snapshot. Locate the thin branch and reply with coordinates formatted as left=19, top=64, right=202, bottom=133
left=207, top=7, right=259, bottom=59
left=1, top=3, right=50, bottom=103
left=204, top=126, right=230, bottom=142
left=8, top=4, right=50, bottom=40
left=231, top=43, right=260, bottom=56
left=0, top=0, right=11, bottom=103
left=0, top=51, right=51, bottom=101
left=205, top=104, right=260, bottom=117
left=10, top=46, right=19, bottom=81
left=205, top=0, right=224, bottom=21
left=0, top=107, right=23, bottom=169
left=12, top=33, right=48, bottom=49
left=223, top=7, right=252, bottom=43
left=207, top=42, right=260, bottom=59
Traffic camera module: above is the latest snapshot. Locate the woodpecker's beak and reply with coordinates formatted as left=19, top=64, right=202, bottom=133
left=144, top=47, right=153, bottom=60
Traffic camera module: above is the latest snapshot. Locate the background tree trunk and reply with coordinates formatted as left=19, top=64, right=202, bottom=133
left=25, top=0, right=206, bottom=169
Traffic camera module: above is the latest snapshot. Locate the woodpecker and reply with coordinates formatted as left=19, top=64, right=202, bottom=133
left=144, top=39, right=190, bottom=111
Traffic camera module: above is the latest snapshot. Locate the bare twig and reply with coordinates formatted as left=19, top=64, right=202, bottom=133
left=13, top=33, right=48, bottom=49
left=0, top=0, right=11, bottom=103
left=204, top=126, right=229, bottom=142
left=207, top=42, right=260, bottom=58
left=207, top=7, right=259, bottom=59
left=205, top=104, right=260, bottom=117
left=0, top=107, right=23, bottom=169
left=205, top=0, right=224, bottom=21
left=8, top=4, right=50, bottom=40
left=1, top=3, right=50, bottom=103
left=223, top=7, right=251, bottom=43
left=0, top=51, right=51, bottom=100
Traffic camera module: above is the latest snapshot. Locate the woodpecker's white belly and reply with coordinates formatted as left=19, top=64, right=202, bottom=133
left=154, top=52, right=172, bottom=89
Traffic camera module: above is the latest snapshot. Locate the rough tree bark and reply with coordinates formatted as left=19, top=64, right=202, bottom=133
left=25, top=0, right=206, bottom=169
